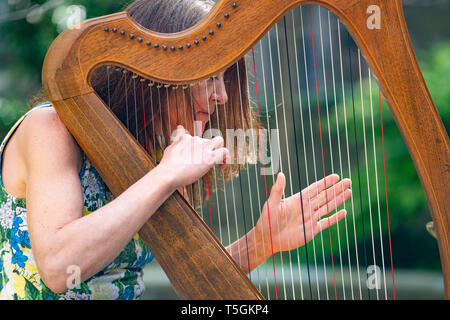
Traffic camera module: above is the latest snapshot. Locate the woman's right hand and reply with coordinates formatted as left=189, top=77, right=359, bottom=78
left=158, top=125, right=230, bottom=189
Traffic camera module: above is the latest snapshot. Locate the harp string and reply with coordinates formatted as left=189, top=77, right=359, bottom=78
left=232, top=64, right=253, bottom=281
left=249, top=47, right=279, bottom=300
left=347, top=30, right=372, bottom=300
left=309, top=5, right=337, bottom=300
left=337, top=18, right=361, bottom=299
left=283, top=10, right=323, bottom=300
left=275, top=21, right=296, bottom=300
left=235, top=63, right=261, bottom=283
left=165, top=87, right=170, bottom=143
left=263, top=28, right=282, bottom=299
left=255, top=33, right=281, bottom=298
left=321, top=6, right=349, bottom=300
left=368, top=69, right=387, bottom=300
left=299, top=6, right=325, bottom=299
left=213, top=84, right=231, bottom=252
left=196, top=82, right=213, bottom=231
left=208, top=78, right=229, bottom=251
left=141, top=80, right=148, bottom=152
left=228, top=78, right=245, bottom=278
left=132, top=74, right=139, bottom=143
left=249, top=33, right=276, bottom=299
left=206, top=82, right=224, bottom=244
left=182, top=87, right=196, bottom=211
left=107, top=65, right=111, bottom=108
left=241, top=60, right=266, bottom=294
left=189, top=87, right=204, bottom=220
left=223, top=76, right=246, bottom=283
left=174, top=85, right=179, bottom=125
left=327, top=11, right=352, bottom=300
left=219, top=80, right=241, bottom=258
left=379, top=87, right=396, bottom=300
left=211, top=83, right=232, bottom=246
left=358, top=48, right=379, bottom=300
left=289, top=10, right=308, bottom=300
left=149, top=80, right=157, bottom=160
left=250, top=41, right=272, bottom=298
left=267, top=23, right=302, bottom=299
left=199, top=81, right=214, bottom=232
left=319, top=8, right=345, bottom=299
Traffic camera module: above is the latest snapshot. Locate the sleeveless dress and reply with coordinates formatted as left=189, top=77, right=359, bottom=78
left=0, top=102, right=154, bottom=300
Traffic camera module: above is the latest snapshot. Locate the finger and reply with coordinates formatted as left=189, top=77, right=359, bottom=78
left=316, top=209, right=347, bottom=233
left=218, top=147, right=231, bottom=170
left=311, top=178, right=352, bottom=210
left=209, top=135, right=224, bottom=150
left=268, top=172, right=285, bottom=206
left=210, top=147, right=229, bottom=166
left=302, top=174, right=340, bottom=199
left=316, top=189, right=352, bottom=218
left=171, top=125, right=187, bottom=143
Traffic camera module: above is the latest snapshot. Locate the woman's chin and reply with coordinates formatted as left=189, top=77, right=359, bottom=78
left=192, top=119, right=208, bottom=136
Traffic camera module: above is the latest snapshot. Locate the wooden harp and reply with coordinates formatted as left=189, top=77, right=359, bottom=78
left=41, top=0, right=449, bottom=299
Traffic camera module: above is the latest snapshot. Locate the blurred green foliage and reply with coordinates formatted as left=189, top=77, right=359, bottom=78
left=314, top=41, right=450, bottom=270
left=0, top=0, right=129, bottom=137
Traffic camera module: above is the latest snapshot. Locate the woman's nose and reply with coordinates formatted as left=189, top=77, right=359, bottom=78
left=211, top=80, right=228, bottom=105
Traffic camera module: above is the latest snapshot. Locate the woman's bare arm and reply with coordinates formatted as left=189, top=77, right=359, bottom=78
left=21, top=108, right=177, bottom=292
left=19, top=111, right=226, bottom=293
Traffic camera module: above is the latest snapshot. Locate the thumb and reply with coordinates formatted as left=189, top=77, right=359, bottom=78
left=268, top=172, right=285, bottom=206
left=171, top=125, right=186, bottom=143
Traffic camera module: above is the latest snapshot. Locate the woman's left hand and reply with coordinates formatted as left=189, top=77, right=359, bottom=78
left=254, top=172, right=352, bottom=256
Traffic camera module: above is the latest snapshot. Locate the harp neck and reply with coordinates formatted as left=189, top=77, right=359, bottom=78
left=42, top=0, right=360, bottom=101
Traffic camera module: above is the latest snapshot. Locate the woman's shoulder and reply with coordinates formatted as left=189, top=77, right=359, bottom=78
left=17, top=106, right=83, bottom=172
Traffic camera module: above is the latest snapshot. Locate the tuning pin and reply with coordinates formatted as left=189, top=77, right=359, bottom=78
left=172, top=85, right=178, bottom=90
left=182, top=84, right=189, bottom=90
left=164, top=84, right=171, bottom=88
left=132, top=74, right=138, bottom=79
left=148, top=80, right=155, bottom=87
left=156, top=83, right=163, bottom=89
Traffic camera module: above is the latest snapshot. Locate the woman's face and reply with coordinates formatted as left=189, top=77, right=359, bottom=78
left=166, top=71, right=228, bottom=136
left=191, top=71, right=228, bottom=123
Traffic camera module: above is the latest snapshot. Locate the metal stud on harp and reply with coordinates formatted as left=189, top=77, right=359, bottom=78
left=42, top=0, right=449, bottom=300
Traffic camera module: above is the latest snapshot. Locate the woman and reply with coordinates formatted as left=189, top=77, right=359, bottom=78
left=0, top=0, right=351, bottom=300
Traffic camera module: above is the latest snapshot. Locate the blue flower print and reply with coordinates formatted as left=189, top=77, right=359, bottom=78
left=11, top=250, right=28, bottom=268
left=10, top=215, right=30, bottom=268
left=123, top=286, right=134, bottom=300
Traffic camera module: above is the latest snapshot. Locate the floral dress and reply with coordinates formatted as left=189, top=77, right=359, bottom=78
left=0, top=102, right=154, bottom=300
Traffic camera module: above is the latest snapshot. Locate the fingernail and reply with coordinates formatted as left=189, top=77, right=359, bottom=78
left=276, top=173, right=284, bottom=190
